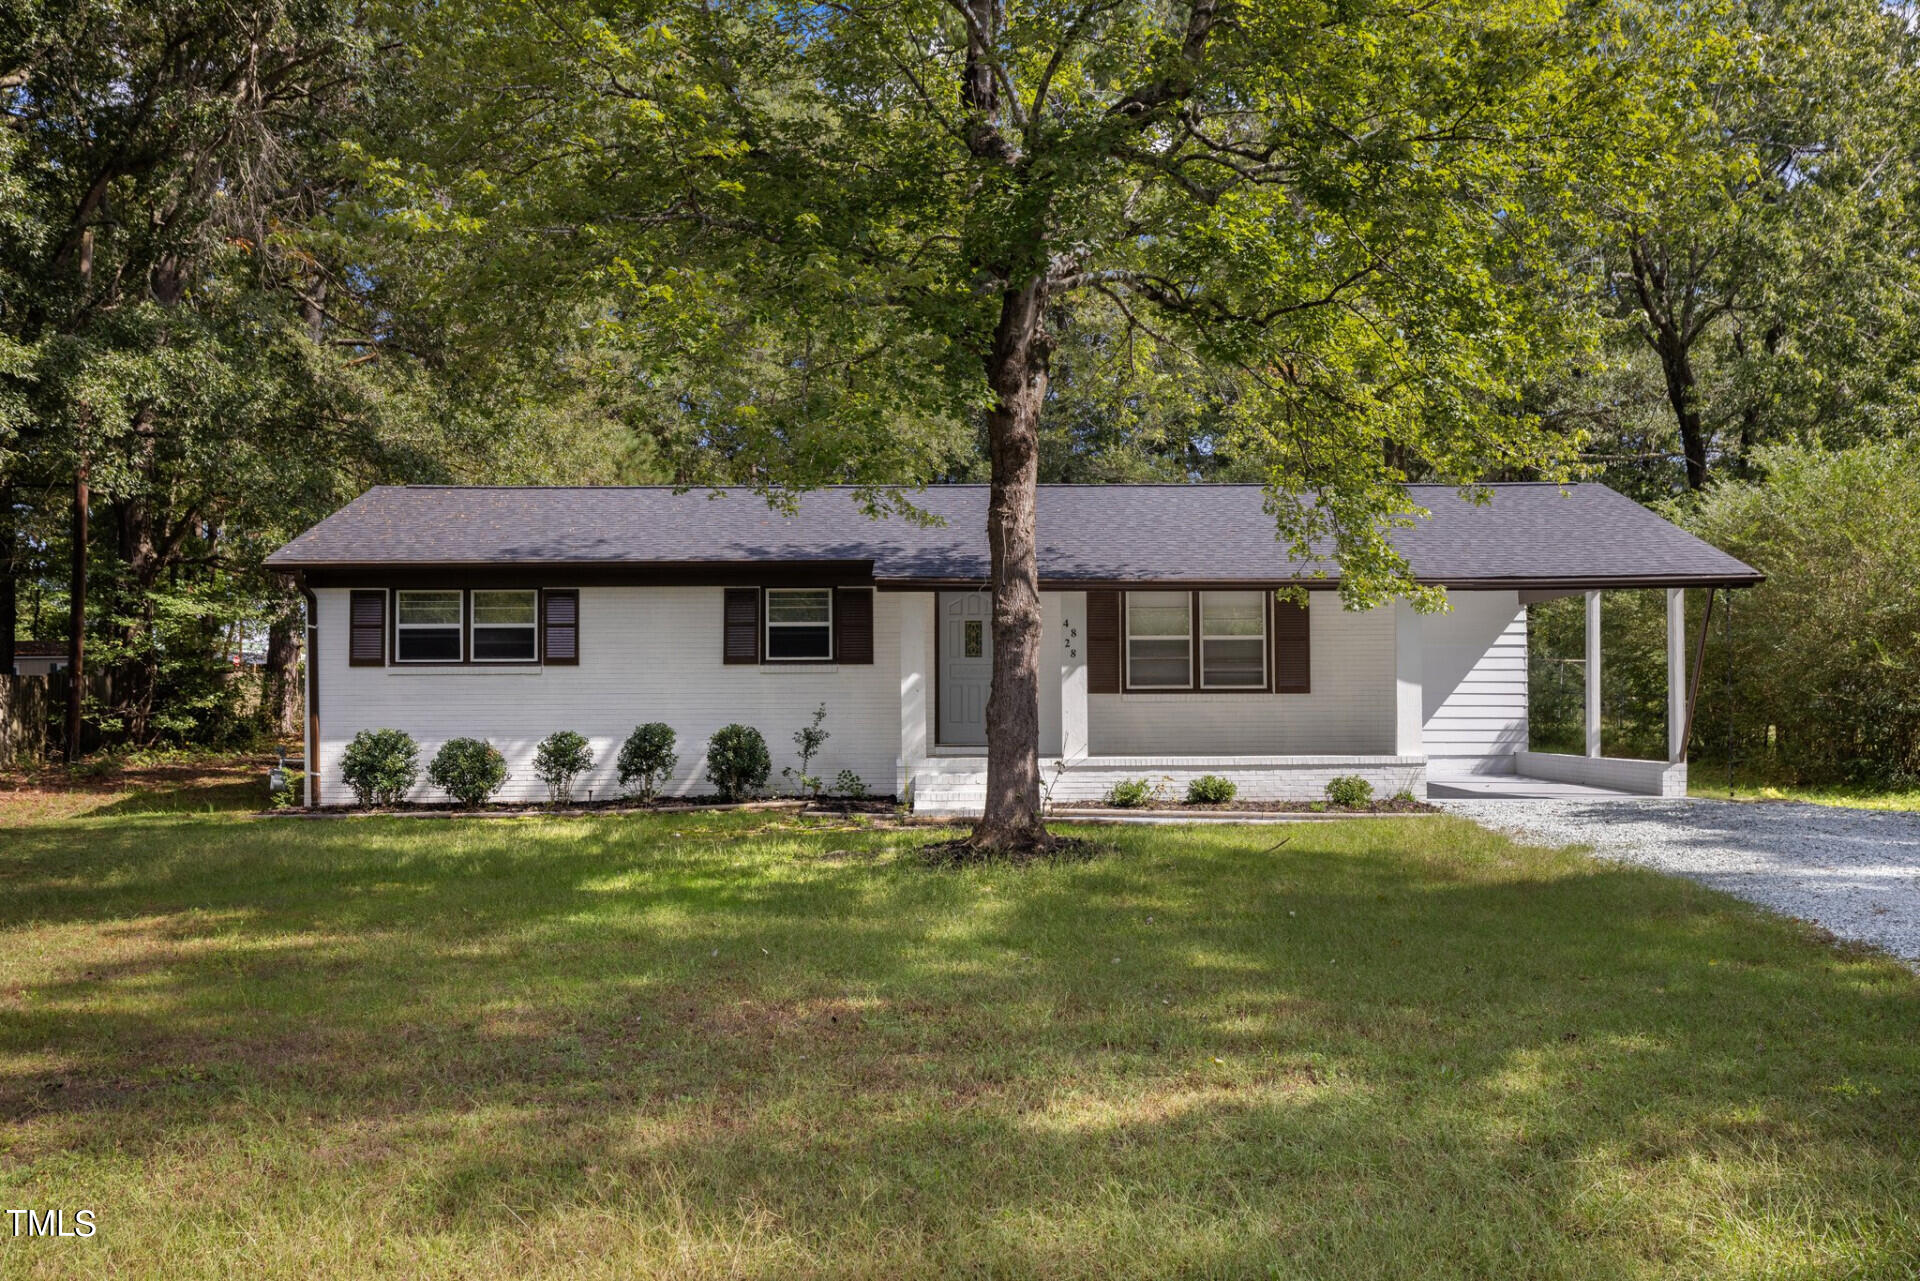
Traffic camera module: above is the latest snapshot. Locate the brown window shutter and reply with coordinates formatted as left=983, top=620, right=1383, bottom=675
left=723, top=587, right=761, bottom=664
left=1273, top=596, right=1311, bottom=693
left=834, top=587, right=874, bottom=664
left=542, top=590, right=579, bottom=665
left=1087, top=590, right=1120, bottom=694
left=349, top=590, right=386, bottom=666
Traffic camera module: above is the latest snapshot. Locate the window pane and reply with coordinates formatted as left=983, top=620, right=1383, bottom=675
left=1202, top=592, right=1265, bottom=637
left=767, top=625, right=832, bottom=659
left=396, top=628, right=461, bottom=661
left=472, top=590, right=536, bottom=625
left=397, top=591, right=461, bottom=625
left=1203, top=638, right=1265, bottom=686
left=1129, top=637, right=1190, bottom=686
left=767, top=590, right=831, bottom=624
left=1128, top=592, right=1190, bottom=637
left=472, top=627, right=536, bottom=661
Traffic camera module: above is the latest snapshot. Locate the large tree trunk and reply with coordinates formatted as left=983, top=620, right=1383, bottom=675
left=0, top=481, right=15, bottom=677
left=1628, top=238, right=1711, bottom=491
left=65, top=459, right=88, bottom=762
left=260, top=609, right=301, bottom=738
left=1652, top=330, right=1709, bottom=490
left=973, top=282, right=1054, bottom=851
left=109, top=439, right=171, bottom=744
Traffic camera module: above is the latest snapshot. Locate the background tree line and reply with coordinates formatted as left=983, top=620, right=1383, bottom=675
left=4, top=0, right=1917, bottom=791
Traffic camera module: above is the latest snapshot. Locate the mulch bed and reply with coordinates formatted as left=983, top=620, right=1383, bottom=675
left=1073, top=796, right=1440, bottom=816
left=264, top=796, right=901, bottom=819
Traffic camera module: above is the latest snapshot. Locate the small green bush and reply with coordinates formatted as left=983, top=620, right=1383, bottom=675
left=705, top=724, right=771, bottom=800
left=533, top=730, right=594, bottom=806
left=783, top=703, right=830, bottom=797
left=340, top=728, right=419, bottom=807
left=1186, top=774, right=1237, bottom=804
left=833, top=768, right=868, bottom=799
left=1326, top=775, right=1374, bottom=808
left=617, top=723, right=678, bottom=802
left=427, top=737, right=509, bottom=807
left=1105, top=777, right=1154, bottom=808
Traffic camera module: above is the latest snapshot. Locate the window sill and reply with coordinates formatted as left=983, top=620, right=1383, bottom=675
left=385, top=666, right=546, bottom=676
left=760, top=664, right=839, bottom=674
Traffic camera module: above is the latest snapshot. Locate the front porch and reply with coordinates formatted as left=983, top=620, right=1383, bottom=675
left=895, top=584, right=1701, bottom=816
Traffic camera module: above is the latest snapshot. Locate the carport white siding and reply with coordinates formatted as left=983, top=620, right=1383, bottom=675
left=1421, top=591, right=1527, bottom=778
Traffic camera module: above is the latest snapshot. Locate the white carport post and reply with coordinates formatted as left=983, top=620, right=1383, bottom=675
left=1584, top=590, right=1602, bottom=758
left=1667, top=587, right=1687, bottom=763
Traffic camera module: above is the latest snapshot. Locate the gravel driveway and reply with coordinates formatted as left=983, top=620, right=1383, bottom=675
left=1439, top=798, right=1920, bottom=964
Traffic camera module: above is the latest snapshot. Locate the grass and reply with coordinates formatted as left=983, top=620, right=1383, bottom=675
left=1686, top=770, right=1920, bottom=811
left=0, top=789, right=1916, bottom=1276
left=0, top=750, right=272, bottom=826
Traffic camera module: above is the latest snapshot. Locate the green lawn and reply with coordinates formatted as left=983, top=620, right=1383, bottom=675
left=1686, top=773, right=1920, bottom=811
left=1, top=808, right=1916, bottom=1279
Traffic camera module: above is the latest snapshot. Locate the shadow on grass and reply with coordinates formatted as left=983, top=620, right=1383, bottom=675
left=0, top=759, right=268, bottom=823
left=0, top=812, right=1916, bottom=1276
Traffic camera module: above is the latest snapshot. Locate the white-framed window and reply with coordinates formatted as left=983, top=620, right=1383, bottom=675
left=394, top=590, right=463, bottom=663
left=471, top=589, right=538, bottom=662
left=1200, top=591, right=1267, bottom=688
left=765, top=588, right=833, bottom=661
left=1125, top=591, right=1192, bottom=688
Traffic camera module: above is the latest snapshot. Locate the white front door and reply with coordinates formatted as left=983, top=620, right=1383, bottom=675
left=938, top=592, right=992, bottom=747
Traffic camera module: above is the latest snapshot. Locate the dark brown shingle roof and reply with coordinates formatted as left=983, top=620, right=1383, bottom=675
left=266, top=483, right=1762, bottom=588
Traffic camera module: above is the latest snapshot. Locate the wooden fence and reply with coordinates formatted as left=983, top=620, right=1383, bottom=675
left=1, top=669, right=303, bottom=768
left=1, top=672, right=111, bottom=767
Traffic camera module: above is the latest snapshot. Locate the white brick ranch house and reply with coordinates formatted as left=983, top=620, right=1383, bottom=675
left=265, top=484, right=1762, bottom=812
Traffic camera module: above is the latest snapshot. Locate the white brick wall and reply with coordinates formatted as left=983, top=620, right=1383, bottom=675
left=1421, top=591, right=1528, bottom=778
left=313, top=583, right=1535, bottom=808
left=314, top=586, right=905, bottom=806
left=1087, top=594, right=1396, bottom=755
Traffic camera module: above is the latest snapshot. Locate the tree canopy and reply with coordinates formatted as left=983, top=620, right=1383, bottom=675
left=358, top=0, right=1645, bottom=844
left=3, top=0, right=1916, bottom=806
left=1540, top=0, right=1920, bottom=498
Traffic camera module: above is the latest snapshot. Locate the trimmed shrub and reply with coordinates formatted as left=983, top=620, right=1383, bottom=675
left=1105, top=777, right=1154, bottom=808
left=427, top=738, right=509, bottom=807
left=833, top=768, right=867, bottom=799
left=1186, top=774, right=1237, bottom=804
left=617, top=723, right=678, bottom=803
left=705, top=724, right=771, bottom=800
left=1326, top=775, right=1374, bottom=808
left=533, top=730, right=594, bottom=806
left=340, top=729, right=419, bottom=808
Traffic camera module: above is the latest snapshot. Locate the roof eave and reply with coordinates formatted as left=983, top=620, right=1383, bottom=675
left=270, top=559, right=1763, bottom=592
